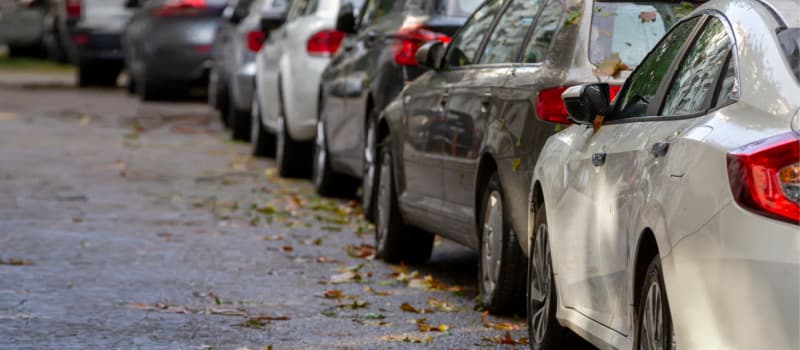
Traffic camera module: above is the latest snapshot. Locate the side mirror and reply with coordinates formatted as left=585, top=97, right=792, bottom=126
left=415, top=41, right=446, bottom=71
left=124, top=0, right=141, bottom=8
left=335, top=3, right=357, bottom=34
left=260, top=13, right=286, bottom=34
left=562, top=83, right=611, bottom=124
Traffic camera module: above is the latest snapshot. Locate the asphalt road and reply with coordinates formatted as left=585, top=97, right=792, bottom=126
left=0, top=71, right=595, bottom=350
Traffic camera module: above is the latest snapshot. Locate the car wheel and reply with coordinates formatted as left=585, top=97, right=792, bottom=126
left=527, top=199, right=570, bottom=349
left=126, top=73, right=137, bottom=95
left=479, top=173, right=526, bottom=314
left=229, top=97, right=251, bottom=142
left=312, top=118, right=357, bottom=197
left=78, top=62, right=119, bottom=88
left=275, top=89, right=310, bottom=178
left=361, top=111, right=378, bottom=222
left=251, top=97, right=275, bottom=157
left=136, top=66, right=166, bottom=102
left=635, top=256, right=674, bottom=350
left=374, top=136, right=433, bottom=264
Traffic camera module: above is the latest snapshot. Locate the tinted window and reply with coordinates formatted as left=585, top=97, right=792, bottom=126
left=779, top=28, right=800, bottom=83
left=661, top=18, right=732, bottom=116
left=614, top=16, right=699, bottom=119
left=444, top=0, right=505, bottom=68
left=590, top=1, right=696, bottom=67
left=287, top=0, right=309, bottom=19
left=360, top=0, right=395, bottom=27
left=479, top=0, right=544, bottom=64
left=522, top=0, right=565, bottom=63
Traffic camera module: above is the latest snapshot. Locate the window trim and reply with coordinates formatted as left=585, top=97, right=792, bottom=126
left=605, top=10, right=741, bottom=125
left=477, top=0, right=546, bottom=65
left=515, top=0, right=566, bottom=64
left=441, top=0, right=510, bottom=71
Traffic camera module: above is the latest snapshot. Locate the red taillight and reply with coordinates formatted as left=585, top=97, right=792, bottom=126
left=609, top=85, right=622, bottom=103
left=66, top=0, right=81, bottom=19
left=306, top=30, right=345, bottom=56
left=71, top=33, right=88, bottom=45
left=536, top=87, right=571, bottom=124
left=727, top=132, right=800, bottom=224
left=246, top=30, right=266, bottom=53
left=392, top=25, right=450, bottom=66
left=155, top=0, right=208, bottom=17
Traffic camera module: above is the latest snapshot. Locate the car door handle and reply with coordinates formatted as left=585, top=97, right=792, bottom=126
left=592, top=153, right=607, bottom=167
left=651, top=142, right=670, bottom=158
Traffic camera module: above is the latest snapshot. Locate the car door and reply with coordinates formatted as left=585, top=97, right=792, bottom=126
left=259, top=0, right=305, bottom=128
left=399, top=0, right=504, bottom=230
left=441, top=0, right=545, bottom=245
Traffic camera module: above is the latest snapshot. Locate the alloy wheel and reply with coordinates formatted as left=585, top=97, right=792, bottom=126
left=276, top=116, right=286, bottom=166
left=313, top=119, right=327, bottom=189
left=362, top=118, right=377, bottom=215
left=640, top=280, right=665, bottom=350
left=530, top=222, right=553, bottom=345
left=481, top=191, right=504, bottom=298
left=376, top=151, right=391, bottom=252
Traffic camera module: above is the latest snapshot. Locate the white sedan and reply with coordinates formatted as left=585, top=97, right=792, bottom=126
left=528, top=0, right=799, bottom=348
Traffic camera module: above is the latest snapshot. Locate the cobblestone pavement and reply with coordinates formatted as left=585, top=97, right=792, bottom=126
left=0, top=72, right=595, bottom=350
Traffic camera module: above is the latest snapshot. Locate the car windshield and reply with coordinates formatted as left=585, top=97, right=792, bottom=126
left=436, top=0, right=483, bottom=17
left=779, top=28, right=800, bottom=83
left=590, top=1, right=696, bottom=68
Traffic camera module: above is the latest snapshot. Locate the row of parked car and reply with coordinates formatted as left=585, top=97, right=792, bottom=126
left=217, top=0, right=800, bottom=348
left=5, top=0, right=797, bottom=348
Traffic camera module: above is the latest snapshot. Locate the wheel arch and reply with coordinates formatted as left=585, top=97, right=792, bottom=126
left=474, top=153, right=499, bottom=242
left=632, top=228, right=660, bottom=312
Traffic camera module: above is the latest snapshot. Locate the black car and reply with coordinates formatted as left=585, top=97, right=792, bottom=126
left=47, top=0, right=133, bottom=87
left=313, top=0, right=481, bottom=216
left=370, top=0, right=696, bottom=313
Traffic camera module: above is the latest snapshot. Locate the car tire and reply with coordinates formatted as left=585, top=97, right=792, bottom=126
left=229, top=97, right=251, bottom=142
left=361, top=110, right=379, bottom=222
left=527, top=199, right=570, bottom=349
left=251, top=97, right=275, bottom=157
left=78, top=62, right=119, bottom=88
left=312, top=117, right=357, bottom=197
left=275, top=88, right=310, bottom=178
left=634, top=256, right=674, bottom=350
left=374, top=136, right=434, bottom=264
left=479, top=173, right=526, bottom=314
left=136, top=67, right=166, bottom=102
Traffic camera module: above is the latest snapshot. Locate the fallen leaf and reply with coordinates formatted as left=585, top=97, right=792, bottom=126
left=427, top=298, right=457, bottom=312
left=281, top=246, right=294, bottom=252
left=481, top=331, right=529, bottom=345
left=400, top=302, right=432, bottom=314
left=0, top=259, right=34, bottom=266
left=594, top=53, right=630, bottom=78
left=416, top=318, right=449, bottom=332
left=263, top=235, right=283, bottom=241
left=323, top=290, right=344, bottom=299
left=317, top=256, right=339, bottom=264
left=639, top=11, right=657, bottom=22
left=364, top=286, right=392, bottom=296
left=339, top=300, right=369, bottom=310
left=346, top=244, right=375, bottom=259
left=481, top=311, right=523, bottom=331
left=330, top=271, right=361, bottom=284
left=380, top=334, right=434, bottom=343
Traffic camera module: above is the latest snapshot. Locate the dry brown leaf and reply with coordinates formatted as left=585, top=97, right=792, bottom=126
left=426, top=298, right=456, bottom=312
left=380, top=334, right=433, bottom=343
left=346, top=244, right=375, bottom=259
left=0, top=258, right=34, bottom=266
left=323, top=290, right=345, bottom=299
left=416, top=318, right=449, bottom=332
left=594, top=53, right=630, bottom=78
left=481, top=331, right=529, bottom=345
left=364, top=286, right=392, bottom=296
left=481, top=311, right=523, bottom=331
left=639, top=11, right=657, bottom=22
left=263, top=235, right=284, bottom=241
left=282, top=246, right=294, bottom=252
left=330, top=271, right=361, bottom=284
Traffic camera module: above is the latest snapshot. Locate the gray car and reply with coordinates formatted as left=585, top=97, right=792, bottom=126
left=209, top=0, right=287, bottom=140
left=372, top=0, right=697, bottom=314
left=123, top=0, right=227, bottom=101
left=0, top=0, right=49, bottom=57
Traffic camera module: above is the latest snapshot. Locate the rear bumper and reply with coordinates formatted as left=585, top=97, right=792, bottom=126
left=664, top=202, right=800, bottom=349
left=145, top=45, right=211, bottom=83
left=67, top=31, right=124, bottom=64
left=0, top=9, right=45, bottom=46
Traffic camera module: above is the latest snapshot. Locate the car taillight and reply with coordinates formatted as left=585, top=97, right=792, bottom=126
left=536, top=87, right=571, bottom=124
left=727, top=132, right=800, bottom=224
left=66, top=0, right=81, bottom=19
left=307, top=30, right=345, bottom=56
left=246, top=30, right=266, bottom=53
left=609, top=85, right=622, bottom=103
left=155, top=0, right=208, bottom=17
left=392, top=25, right=450, bottom=66
left=71, top=33, right=88, bottom=45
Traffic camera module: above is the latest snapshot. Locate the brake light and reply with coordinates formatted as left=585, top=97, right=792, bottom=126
left=392, top=25, right=450, bottom=66
left=536, top=87, right=572, bottom=124
left=71, top=33, right=88, bottom=45
left=66, top=0, right=81, bottom=19
left=727, top=132, right=800, bottom=224
left=155, top=0, right=208, bottom=17
left=246, top=30, right=266, bottom=53
left=307, top=30, right=345, bottom=56
left=609, top=85, right=622, bottom=103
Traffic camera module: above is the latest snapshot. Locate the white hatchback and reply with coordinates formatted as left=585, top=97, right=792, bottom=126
left=253, top=0, right=358, bottom=176
left=528, top=0, right=800, bottom=349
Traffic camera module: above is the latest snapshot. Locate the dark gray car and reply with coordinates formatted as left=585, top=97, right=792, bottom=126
left=372, top=0, right=696, bottom=314
left=123, top=0, right=226, bottom=101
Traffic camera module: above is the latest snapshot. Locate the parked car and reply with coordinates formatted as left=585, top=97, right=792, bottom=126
left=314, top=0, right=481, bottom=217
left=251, top=0, right=363, bottom=177
left=372, top=0, right=696, bottom=314
left=123, top=0, right=226, bottom=101
left=209, top=0, right=287, bottom=141
left=528, top=0, right=799, bottom=348
left=0, top=0, right=50, bottom=57
left=42, top=0, right=133, bottom=87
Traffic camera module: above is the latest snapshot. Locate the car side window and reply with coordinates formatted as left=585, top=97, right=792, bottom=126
left=287, top=0, right=309, bottom=20
left=478, top=0, right=544, bottom=64
left=359, top=0, right=394, bottom=28
left=661, top=17, right=733, bottom=116
left=614, top=16, right=700, bottom=119
left=521, top=0, right=565, bottom=63
left=443, top=0, right=505, bottom=69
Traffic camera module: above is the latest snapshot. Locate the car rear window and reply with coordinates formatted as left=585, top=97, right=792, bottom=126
left=778, top=28, right=800, bottom=83
left=590, top=1, right=696, bottom=68
left=435, top=0, right=483, bottom=17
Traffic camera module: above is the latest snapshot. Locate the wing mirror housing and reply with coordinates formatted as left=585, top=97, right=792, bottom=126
left=415, top=41, right=446, bottom=71
left=260, top=12, right=286, bottom=34
left=124, top=0, right=141, bottom=8
left=562, top=83, right=612, bottom=125
left=335, top=3, right=357, bottom=34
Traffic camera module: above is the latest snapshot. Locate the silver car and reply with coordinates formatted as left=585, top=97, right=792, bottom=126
left=0, top=0, right=48, bottom=57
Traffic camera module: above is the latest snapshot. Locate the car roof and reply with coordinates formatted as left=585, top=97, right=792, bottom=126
left=767, top=0, right=800, bottom=27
